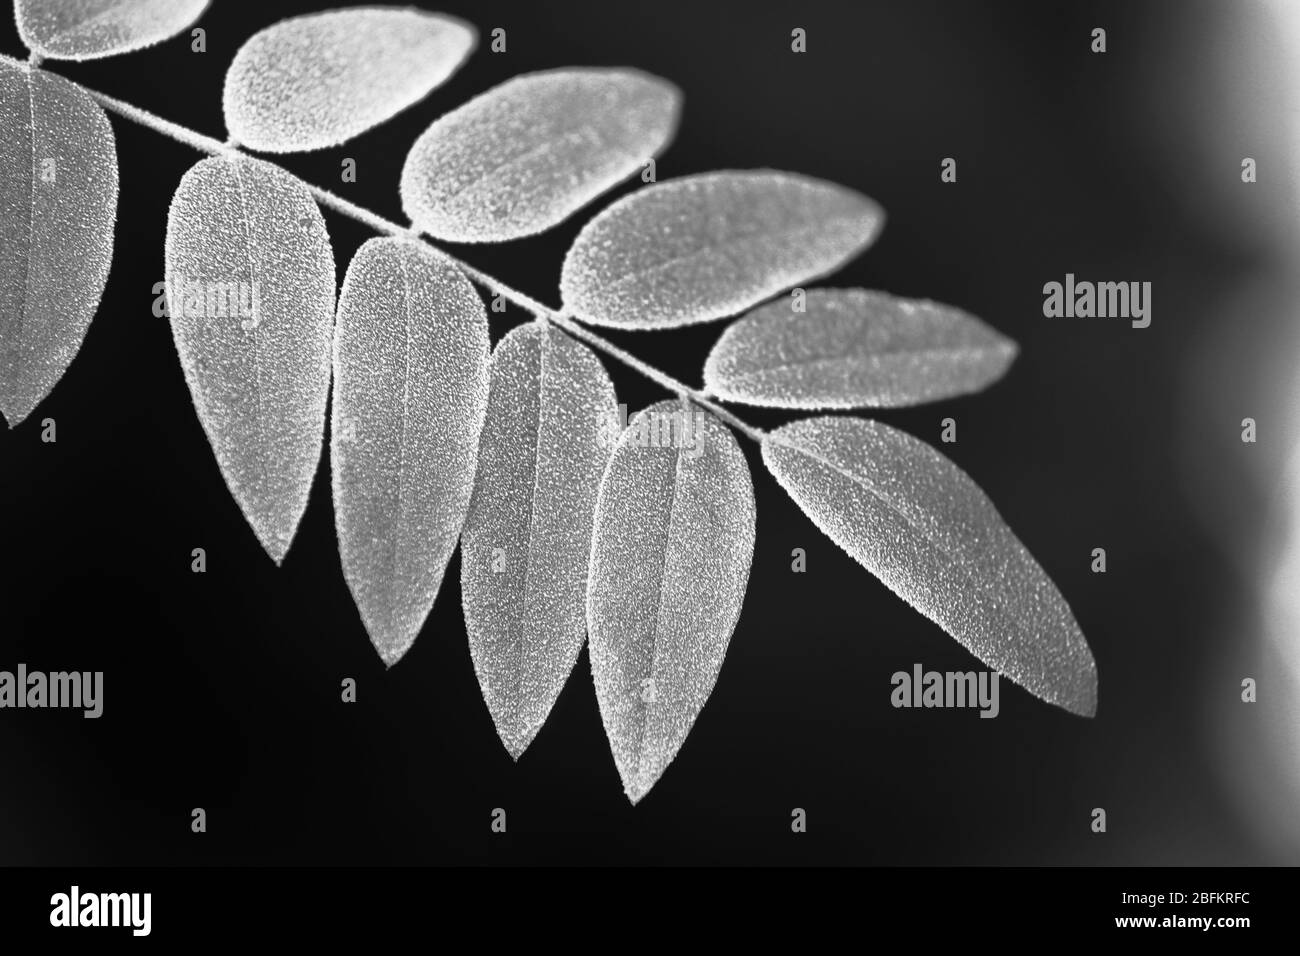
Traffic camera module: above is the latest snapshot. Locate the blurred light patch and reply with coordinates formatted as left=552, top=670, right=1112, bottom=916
left=1199, top=0, right=1300, bottom=863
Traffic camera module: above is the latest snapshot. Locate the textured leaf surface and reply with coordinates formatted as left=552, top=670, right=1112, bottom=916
left=401, top=68, right=681, bottom=243
left=461, top=322, right=616, bottom=756
left=762, top=417, right=1097, bottom=716
left=0, top=59, right=117, bottom=427
left=164, top=155, right=335, bottom=563
left=16, top=0, right=209, bottom=60
left=333, top=237, right=489, bottom=666
left=560, top=170, right=884, bottom=329
left=588, top=400, right=756, bottom=803
left=224, top=8, right=476, bottom=153
left=704, top=289, right=1018, bottom=409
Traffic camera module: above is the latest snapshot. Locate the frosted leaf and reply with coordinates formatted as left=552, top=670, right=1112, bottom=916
left=16, top=0, right=209, bottom=61
left=223, top=8, right=476, bottom=153
left=164, top=155, right=335, bottom=564
left=0, top=59, right=117, bottom=427
left=560, top=170, right=884, bottom=330
left=704, top=289, right=1019, bottom=409
left=762, top=417, right=1098, bottom=716
left=332, top=237, right=489, bottom=666
left=588, top=400, right=756, bottom=803
left=461, top=322, right=616, bottom=756
left=401, top=68, right=681, bottom=243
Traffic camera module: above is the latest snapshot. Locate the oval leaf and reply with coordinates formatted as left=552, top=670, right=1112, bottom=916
left=461, top=321, right=617, bottom=756
left=560, top=170, right=884, bottom=330
left=333, top=237, right=490, bottom=666
left=588, top=400, right=756, bottom=803
left=16, top=0, right=209, bottom=60
left=164, top=155, right=336, bottom=564
left=401, top=68, right=681, bottom=243
left=223, top=8, right=476, bottom=153
left=762, top=417, right=1097, bottom=716
left=1, top=60, right=117, bottom=427
left=704, top=289, right=1018, bottom=409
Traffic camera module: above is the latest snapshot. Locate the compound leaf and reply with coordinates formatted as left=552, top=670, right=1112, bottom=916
left=704, top=288, right=1018, bottom=409
left=461, top=321, right=616, bottom=756
left=402, top=68, right=681, bottom=243
left=332, top=237, right=490, bottom=666
left=16, top=0, right=210, bottom=61
left=560, top=170, right=884, bottom=330
left=164, top=155, right=336, bottom=564
left=0, top=59, right=117, bottom=427
left=588, top=400, right=756, bottom=803
left=762, top=416, right=1097, bottom=716
left=224, top=8, right=476, bottom=153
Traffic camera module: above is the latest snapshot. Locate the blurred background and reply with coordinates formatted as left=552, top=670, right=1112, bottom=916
left=1, top=0, right=1296, bottom=864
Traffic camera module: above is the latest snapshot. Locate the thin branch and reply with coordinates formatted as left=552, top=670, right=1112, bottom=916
left=72, top=77, right=768, bottom=444
left=83, top=86, right=238, bottom=159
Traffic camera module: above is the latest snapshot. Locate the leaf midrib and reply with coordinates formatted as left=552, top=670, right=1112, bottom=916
left=511, top=324, right=551, bottom=734
left=633, top=424, right=687, bottom=792
left=724, top=341, right=1010, bottom=385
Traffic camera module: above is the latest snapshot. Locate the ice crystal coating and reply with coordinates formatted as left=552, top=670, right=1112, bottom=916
left=704, top=289, right=1019, bottom=409
left=164, top=155, right=336, bottom=564
left=401, top=68, right=681, bottom=243
left=0, top=60, right=117, bottom=427
left=560, top=170, right=885, bottom=329
left=762, top=417, right=1098, bottom=716
left=461, top=322, right=617, bottom=757
left=588, top=400, right=756, bottom=803
left=223, top=8, right=476, bottom=153
left=15, top=0, right=209, bottom=61
left=332, top=237, right=489, bottom=666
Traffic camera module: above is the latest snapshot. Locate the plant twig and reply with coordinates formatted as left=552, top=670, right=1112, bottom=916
left=72, top=80, right=769, bottom=445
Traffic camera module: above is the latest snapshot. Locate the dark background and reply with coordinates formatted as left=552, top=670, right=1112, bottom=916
left=0, top=0, right=1288, bottom=865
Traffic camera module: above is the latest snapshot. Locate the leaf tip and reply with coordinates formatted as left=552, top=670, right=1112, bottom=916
left=1070, top=662, right=1099, bottom=719
left=624, top=780, right=651, bottom=806
left=375, top=640, right=411, bottom=669
left=256, top=525, right=294, bottom=566
left=362, top=612, right=422, bottom=668
left=503, top=738, right=527, bottom=762
left=1041, top=649, right=1098, bottom=718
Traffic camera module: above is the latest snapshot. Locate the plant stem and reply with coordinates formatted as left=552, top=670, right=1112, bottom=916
left=72, top=81, right=769, bottom=445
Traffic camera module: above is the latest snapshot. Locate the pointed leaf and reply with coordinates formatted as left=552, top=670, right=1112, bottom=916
left=1, top=59, right=117, bottom=427
left=401, top=68, right=681, bottom=243
left=560, top=170, right=884, bottom=330
left=762, top=417, right=1097, bottom=716
left=164, top=155, right=335, bottom=563
left=16, top=0, right=209, bottom=60
left=223, top=8, right=476, bottom=153
left=332, top=237, right=489, bottom=666
left=461, top=322, right=617, bottom=756
left=704, top=289, right=1018, bottom=409
left=588, top=400, right=756, bottom=803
